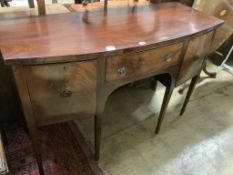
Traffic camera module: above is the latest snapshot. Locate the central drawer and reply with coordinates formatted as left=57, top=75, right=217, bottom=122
left=106, top=43, right=183, bottom=82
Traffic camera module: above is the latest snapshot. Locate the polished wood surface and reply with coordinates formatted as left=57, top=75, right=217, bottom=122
left=0, top=3, right=224, bottom=173
left=0, top=3, right=223, bottom=65
left=25, top=60, right=97, bottom=126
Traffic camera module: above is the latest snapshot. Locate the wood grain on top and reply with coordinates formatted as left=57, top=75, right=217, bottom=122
left=0, top=2, right=223, bottom=65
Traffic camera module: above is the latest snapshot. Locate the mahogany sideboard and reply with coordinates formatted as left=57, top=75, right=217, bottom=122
left=0, top=2, right=223, bottom=174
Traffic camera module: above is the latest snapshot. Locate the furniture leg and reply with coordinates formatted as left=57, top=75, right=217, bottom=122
left=37, top=0, right=46, bottom=15
left=1, top=1, right=4, bottom=7
left=180, top=75, right=199, bottom=116
left=94, top=95, right=106, bottom=161
left=151, top=77, right=157, bottom=91
left=12, top=66, right=44, bottom=175
left=28, top=0, right=35, bottom=8
left=104, top=0, right=108, bottom=11
left=94, top=57, right=107, bottom=161
left=74, top=0, right=81, bottom=4
left=155, top=82, right=175, bottom=134
left=34, top=146, right=44, bottom=175
left=94, top=114, right=101, bottom=161
left=4, top=0, right=9, bottom=6
left=202, top=61, right=217, bottom=78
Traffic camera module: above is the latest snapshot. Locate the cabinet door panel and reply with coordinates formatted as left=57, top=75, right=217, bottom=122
left=177, top=32, right=214, bottom=85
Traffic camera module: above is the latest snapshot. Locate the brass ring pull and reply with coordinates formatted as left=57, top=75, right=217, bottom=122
left=117, top=66, right=127, bottom=76
left=162, top=52, right=173, bottom=62
left=60, top=89, right=72, bottom=97
left=161, top=49, right=180, bottom=63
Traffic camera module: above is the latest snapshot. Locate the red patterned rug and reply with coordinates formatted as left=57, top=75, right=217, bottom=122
left=3, top=122, right=104, bottom=175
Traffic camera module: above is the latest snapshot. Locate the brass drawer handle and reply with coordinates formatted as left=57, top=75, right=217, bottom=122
left=162, top=52, right=173, bottom=63
left=60, top=89, right=72, bottom=97
left=117, top=66, right=127, bottom=76
left=162, top=49, right=180, bottom=63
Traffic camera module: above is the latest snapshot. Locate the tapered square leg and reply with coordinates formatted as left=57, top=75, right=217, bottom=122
left=94, top=115, right=101, bottom=161
left=34, top=145, right=44, bottom=175
left=37, top=0, right=46, bottom=15
left=203, top=61, right=217, bottom=78
left=12, top=65, right=45, bottom=175
left=28, top=0, right=35, bottom=8
left=180, top=75, right=199, bottom=116
left=155, top=83, right=174, bottom=134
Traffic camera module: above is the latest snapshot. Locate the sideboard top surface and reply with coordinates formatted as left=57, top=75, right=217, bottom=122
left=0, top=2, right=223, bottom=65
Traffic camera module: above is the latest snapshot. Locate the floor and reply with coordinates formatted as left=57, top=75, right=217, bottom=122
left=0, top=0, right=72, bottom=16
left=76, top=61, right=233, bottom=175
left=3, top=122, right=103, bottom=175
left=1, top=2, right=233, bottom=175
left=6, top=0, right=73, bottom=7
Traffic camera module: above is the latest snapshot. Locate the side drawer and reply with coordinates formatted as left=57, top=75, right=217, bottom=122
left=106, top=43, right=183, bottom=82
left=24, top=60, right=97, bottom=125
left=177, top=32, right=214, bottom=85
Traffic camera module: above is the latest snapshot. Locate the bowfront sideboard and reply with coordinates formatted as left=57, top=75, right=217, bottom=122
left=0, top=3, right=223, bottom=174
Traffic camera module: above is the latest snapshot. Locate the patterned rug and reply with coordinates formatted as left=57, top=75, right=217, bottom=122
left=3, top=122, right=104, bottom=175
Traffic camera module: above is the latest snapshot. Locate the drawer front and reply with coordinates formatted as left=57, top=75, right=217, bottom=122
left=106, top=43, right=183, bottom=82
left=177, top=32, right=214, bottom=85
left=25, top=60, right=97, bottom=125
